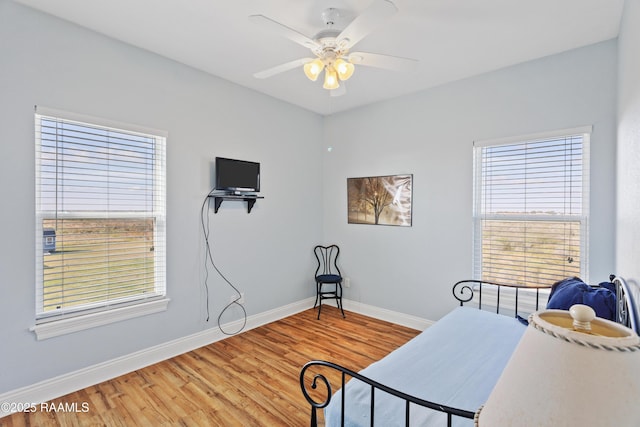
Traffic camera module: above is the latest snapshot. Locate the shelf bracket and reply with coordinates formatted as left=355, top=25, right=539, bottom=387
left=209, top=195, right=263, bottom=214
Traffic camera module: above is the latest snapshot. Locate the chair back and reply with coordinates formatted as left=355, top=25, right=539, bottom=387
left=314, top=245, right=341, bottom=279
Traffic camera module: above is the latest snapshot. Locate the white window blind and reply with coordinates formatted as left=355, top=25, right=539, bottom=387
left=35, top=108, right=166, bottom=322
left=473, top=127, right=590, bottom=287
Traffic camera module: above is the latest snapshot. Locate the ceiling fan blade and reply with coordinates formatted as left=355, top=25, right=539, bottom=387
left=336, top=0, right=398, bottom=49
left=254, top=58, right=313, bottom=79
left=348, top=51, right=418, bottom=72
left=330, top=83, right=347, bottom=97
left=249, top=15, right=321, bottom=50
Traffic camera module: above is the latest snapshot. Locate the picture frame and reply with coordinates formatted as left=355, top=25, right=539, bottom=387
left=347, top=174, right=412, bottom=226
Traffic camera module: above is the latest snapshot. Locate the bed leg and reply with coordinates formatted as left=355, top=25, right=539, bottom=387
left=310, top=408, right=317, bottom=427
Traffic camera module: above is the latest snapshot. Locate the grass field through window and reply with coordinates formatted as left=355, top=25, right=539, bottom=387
left=480, top=219, right=581, bottom=287
left=42, top=218, right=156, bottom=312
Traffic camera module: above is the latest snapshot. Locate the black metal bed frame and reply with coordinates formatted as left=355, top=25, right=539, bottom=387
left=300, top=276, right=639, bottom=427
left=611, top=275, right=640, bottom=333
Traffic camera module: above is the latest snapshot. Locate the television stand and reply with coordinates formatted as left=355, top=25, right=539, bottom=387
left=210, top=194, right=263, bottom=214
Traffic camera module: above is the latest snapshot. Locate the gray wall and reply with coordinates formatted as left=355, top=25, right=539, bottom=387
left=617, top=0, right=640, bottom=293
left=0, top=0, right=323, bottom=393
left=323, top=41, right=618, bottom=321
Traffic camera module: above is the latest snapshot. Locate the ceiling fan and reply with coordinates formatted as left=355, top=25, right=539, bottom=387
left=249, top=0, right=418, bottom=96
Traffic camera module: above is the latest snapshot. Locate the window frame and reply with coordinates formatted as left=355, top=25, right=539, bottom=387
left=32, top=106, right=169, bottom=340
left=472, top=126, right=591, bottom=288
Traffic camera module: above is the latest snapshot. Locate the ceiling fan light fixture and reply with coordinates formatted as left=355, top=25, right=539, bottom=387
left=303, top=59, right=325, bottom=81
left=334, top=58, right=355, bottom=81
left=251, top=1, right=411, bottom=94
left=323, top=66, right=340, bottom=90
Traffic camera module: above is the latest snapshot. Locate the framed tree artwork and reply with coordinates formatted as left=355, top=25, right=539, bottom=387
left=347, top=174, right=412, bottom=226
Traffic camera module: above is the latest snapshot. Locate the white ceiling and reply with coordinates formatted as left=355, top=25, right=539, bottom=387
left=13, top=0, right=625, bottom=115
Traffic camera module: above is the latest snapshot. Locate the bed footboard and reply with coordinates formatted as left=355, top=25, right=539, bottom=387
left=611, top=275, right=640, bottom=334
left=300, top=360, right=474, bottom=427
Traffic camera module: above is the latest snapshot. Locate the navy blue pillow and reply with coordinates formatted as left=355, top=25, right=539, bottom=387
left=598, top=280, right=616, bottom=293
left=546, top=277, right=616, bottom=321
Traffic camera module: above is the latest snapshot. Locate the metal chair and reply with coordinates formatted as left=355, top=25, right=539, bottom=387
left=313, top=244, right=345, bottom=319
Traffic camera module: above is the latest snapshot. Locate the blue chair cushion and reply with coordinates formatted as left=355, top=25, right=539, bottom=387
left=316, top=274, right=342, bottom=283
left=546, top=277, right=616, bottom=321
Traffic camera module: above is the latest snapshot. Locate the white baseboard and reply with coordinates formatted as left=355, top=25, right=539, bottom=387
left=0, top=297, right=431, bottom=418
left=342, top=299, right=434, bottom=331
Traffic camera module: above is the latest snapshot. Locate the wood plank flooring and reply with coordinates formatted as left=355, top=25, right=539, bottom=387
left=2, top=307, right=420, bottom=426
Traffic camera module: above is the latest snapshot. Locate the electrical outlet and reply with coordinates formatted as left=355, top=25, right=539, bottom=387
left=344, top=278, right=351, bottom=288
left=239, top=292, right=245, bottom=305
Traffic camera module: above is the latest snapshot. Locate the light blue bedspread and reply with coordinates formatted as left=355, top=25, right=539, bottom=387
left=324, top=307, right=526, bottom=427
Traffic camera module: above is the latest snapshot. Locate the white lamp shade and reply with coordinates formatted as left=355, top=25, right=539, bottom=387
left=323, top=67, right=340, bottom=90
left=476, top=305, right=640, bottom=427
left=334, top=58, right=355, bottom=81
left=303, top=59, right=324, bottom=81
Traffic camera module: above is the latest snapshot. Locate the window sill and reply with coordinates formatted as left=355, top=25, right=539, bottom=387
left=30, top=298, right=170, bottom=341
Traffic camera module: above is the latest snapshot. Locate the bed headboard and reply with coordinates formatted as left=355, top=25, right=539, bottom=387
left=453, top=275, right=640, bottom=335
left=452, top=279, right=552, bottom=318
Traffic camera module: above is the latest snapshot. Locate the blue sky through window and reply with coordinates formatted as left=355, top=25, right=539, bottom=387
left=39, top=118, right=157, bottom=213
left=480, top=136, right=583, bottom=215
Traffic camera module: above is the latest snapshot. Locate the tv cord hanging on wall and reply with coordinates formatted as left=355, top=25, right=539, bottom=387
left=200, top=191, right=247, bottom=335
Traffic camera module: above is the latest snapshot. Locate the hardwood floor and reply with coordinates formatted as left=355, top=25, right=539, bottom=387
left=2, top=307, right=420, bottom=426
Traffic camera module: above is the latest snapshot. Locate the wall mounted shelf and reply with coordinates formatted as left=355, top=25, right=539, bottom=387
left=209, top=194, right=263, bottom=213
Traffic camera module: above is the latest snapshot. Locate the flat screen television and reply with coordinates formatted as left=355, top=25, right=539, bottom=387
left=215, top=157, right=260, bottom=194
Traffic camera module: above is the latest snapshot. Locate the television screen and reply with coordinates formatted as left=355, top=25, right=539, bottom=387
left=215, top=157, right=260, bottom=193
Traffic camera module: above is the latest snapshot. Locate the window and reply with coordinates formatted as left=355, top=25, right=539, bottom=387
left=34, top=107, right=167, bottom=337
left=473, top=127, right=590, bottom=287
